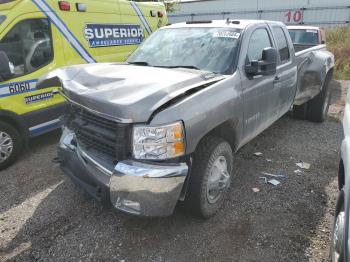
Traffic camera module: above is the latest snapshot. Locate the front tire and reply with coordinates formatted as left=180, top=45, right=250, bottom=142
left=184, top=136, right=233, bottom=218
left=0, top=121, right=22, bottom=170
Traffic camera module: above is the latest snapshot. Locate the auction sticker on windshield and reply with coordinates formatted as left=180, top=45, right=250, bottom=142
left=213, top=31, right=240, bottom=39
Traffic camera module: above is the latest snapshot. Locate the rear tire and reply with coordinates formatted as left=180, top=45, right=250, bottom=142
left=183, top=136, right=233, bottom=218
left=306, top=75, right=332, bottom=122
left=0, top=121, right=22, bottom=170
left=293, top=103, right=307, bottom=119
left=292, top=74, right=332, bottom=122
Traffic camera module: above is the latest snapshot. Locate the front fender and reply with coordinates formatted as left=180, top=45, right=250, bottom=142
left=149, top=72, right=243, bottom=154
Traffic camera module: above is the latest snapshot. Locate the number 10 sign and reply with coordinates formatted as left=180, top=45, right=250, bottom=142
left=284, top=10, right=303, bottom=24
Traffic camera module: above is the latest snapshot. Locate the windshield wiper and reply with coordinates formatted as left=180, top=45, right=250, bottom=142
left=128, top=61, right=151, bottom=66
left=157, top=65, right=201, bottom=70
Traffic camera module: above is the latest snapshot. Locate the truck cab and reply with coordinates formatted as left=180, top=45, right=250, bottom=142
left=0, top=0, right=167, bottom=169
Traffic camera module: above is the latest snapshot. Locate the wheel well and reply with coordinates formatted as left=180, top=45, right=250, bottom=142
left=339, top=159, right=345, bottom=190
left=324, top=68, right=334, bottom=85
left=0, top=114, right=28, bottom=146
left=198, top=120, right=238, bottom=152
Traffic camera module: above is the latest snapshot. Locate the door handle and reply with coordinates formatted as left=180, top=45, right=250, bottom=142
left=273, top=75, right=281, bottom=83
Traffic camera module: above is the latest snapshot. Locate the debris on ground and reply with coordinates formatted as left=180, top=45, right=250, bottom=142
left=294, top=169, right=303, bottom=175
left=268, top=179, right=281, bottom=186
left=259, top=177, right=268, bottom=184
left=254, top=152, right=263, bottom=157
left=266, top=159, right=273, bottom=162
left=252, top=187, right=260, bottom=193
left=296, top=162, right=311, bottom=170
left=276, top=171, right=285, bottom=177
left=261, top=172, right=285, bottom=178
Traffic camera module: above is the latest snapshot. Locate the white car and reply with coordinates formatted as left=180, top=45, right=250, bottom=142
left=331, top=83, right=350, bottom=262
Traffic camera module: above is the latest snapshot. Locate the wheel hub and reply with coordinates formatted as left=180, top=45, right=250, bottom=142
left=207, top=156, right=230, bottom=204
left=0, top=131, right=13, bottom=163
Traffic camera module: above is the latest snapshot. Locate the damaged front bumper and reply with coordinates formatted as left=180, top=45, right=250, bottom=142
left=58, top=128, right=188, bottom=217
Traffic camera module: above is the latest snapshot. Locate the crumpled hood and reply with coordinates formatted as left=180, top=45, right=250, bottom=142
left=39, top=63, right=225, bottom=123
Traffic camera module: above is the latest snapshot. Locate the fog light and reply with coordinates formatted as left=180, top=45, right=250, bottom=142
left=114, top=197, right=141, bottom=215
left=60, top=127, right=76, bottom=150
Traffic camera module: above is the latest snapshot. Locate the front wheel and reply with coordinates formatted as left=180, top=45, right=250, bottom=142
left=0, top=121, right=22, bottom=170
left=183, top=136, right=233, bottom=218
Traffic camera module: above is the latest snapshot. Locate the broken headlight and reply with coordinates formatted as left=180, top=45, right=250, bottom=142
left=132, top=121, right=185, bottom=160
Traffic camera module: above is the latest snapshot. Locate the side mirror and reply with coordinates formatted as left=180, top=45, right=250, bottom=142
left=0, top=51, right=14, bottom=81
left=260, top=47, right=277, bottom=75
left=245, top=47, right=277, bottom=76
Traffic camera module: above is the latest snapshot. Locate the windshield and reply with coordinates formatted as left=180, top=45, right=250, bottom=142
left=288, top=29, right=319, bottom=45
left=127, top=27, right=242, bottom=74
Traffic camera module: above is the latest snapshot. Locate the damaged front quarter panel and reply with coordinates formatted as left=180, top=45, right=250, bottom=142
left=149, top=71, right=244, bottom=155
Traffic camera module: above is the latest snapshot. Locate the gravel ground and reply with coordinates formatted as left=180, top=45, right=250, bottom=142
left=0, top=81, right=348, bottom=262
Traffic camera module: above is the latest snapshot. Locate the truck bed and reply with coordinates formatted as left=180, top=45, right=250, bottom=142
left=293, top=43, right=318, bottom=52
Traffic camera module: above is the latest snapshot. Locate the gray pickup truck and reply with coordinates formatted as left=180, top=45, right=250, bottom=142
left=38, top=19, right=334, bottom=218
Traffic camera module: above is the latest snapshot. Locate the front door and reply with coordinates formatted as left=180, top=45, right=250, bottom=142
left=0, top=15, right=65, bottom=136
left=241, top=26, right=277, bottom=143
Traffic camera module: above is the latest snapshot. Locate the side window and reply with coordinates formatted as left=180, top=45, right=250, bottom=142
left=0, top=19, right=53, bottom=79
left=247, top=28, right=272, bottom=62
left=272, top=27, right=290, bottom=63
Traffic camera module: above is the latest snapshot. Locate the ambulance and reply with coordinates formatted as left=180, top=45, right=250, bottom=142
left=0, top=0, right=167, bottom=169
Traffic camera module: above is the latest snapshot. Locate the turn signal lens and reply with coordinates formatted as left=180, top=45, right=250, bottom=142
left=174, top=141, right=185, bottom=155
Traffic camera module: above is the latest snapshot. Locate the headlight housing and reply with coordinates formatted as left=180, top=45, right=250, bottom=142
left=133, top=121, right=185, bottom=160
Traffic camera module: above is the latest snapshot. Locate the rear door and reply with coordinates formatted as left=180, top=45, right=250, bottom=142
left=240, top=25, right=277, bottom=142
left=270, top=25, right=297, bottom=116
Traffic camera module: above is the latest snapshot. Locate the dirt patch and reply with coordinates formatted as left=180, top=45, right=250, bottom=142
left=0, top=81, right=348, bottom=262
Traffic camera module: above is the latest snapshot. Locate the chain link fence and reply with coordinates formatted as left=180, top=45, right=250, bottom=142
left=169, top=5, right=350, bottom=27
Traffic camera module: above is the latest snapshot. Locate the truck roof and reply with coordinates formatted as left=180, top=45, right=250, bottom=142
left=166, top=19, right=285, bottom=30
left=287, top=25, right=320, bottom=30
